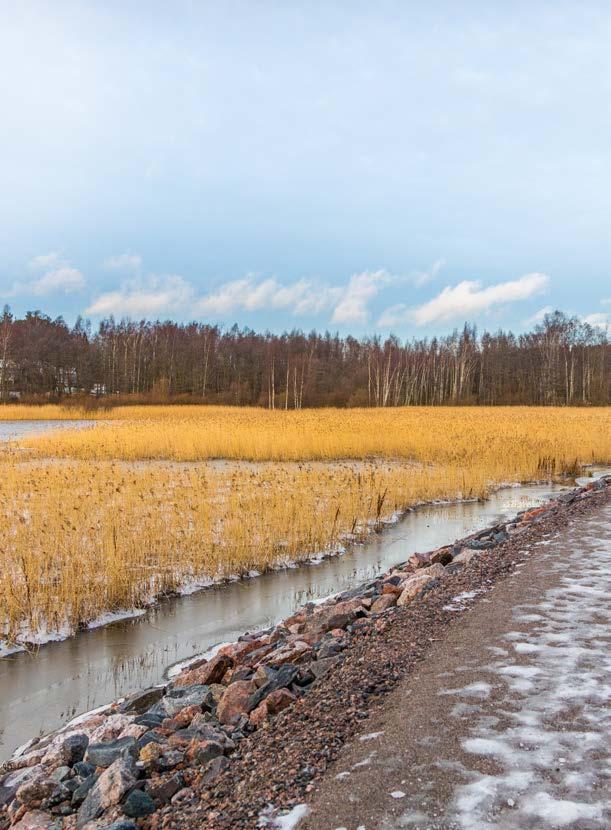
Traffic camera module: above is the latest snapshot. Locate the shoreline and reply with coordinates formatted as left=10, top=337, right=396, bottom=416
left=0, top=475, right=608, bottom=830
left=0, top=473, right=581, bottom=661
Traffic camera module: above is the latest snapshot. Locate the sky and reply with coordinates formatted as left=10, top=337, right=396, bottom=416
left=0, top=0, right=609, bottom=337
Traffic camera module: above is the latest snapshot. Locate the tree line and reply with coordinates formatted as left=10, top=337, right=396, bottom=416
left=0, top=306, right=608, bottom=407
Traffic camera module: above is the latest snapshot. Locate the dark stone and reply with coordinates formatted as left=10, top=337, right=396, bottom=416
left=445, top=562, right=464, bottom=574
left=238, top=627, right=273, bottom=641
left=293, top=667, right=315, bottom=687
left=71, top=773, right=99, bottom=806
left=118, top=687, right=165, bottom=715
left=0, top=768, right=33, bottom=808
left=192, top=740, right=224, bottom=765
left=73, top=762, right=96, bottom=778
left=60, top=733, right=89, bottom=766
left=230, top=666, right=254, bottom=682
left=137, top=731, right=164, bottom=750
left=122, top=788, right=156, bottom=818
left=419, top=578, right=441, bottom=596
left=465, top=539, right=495, bottom=550
left=430, top=548, right=453, bottom=566
left=199, top=756, right=230, bottom=786
left=103, top=821, right=137, bottom=830
left=147, top=773, right=184, bottom=804
left=309, top=656, right=340, bottom=680
left=77, top=756, right=137, bottom=827
left=163, top=685, right=213, bottom=715
left=168, top=728, right=199, bottom=743
left=317, top=639, right=347, bottom=659
left=189, top=723, right=226, bottom=743
left=247, top=664, right=299, bottom=711
left=133, top=713, right=164, bottom=728
left=337, top=585, right=377, bottom=601
left=85, top=737, right=138, bottom=768
left=156, top=749, right=184, bottom=771
left=493, top=531, right=509, bottom=544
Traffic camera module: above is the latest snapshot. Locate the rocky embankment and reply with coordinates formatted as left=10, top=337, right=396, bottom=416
left=1, top=476, right=609, bottom=830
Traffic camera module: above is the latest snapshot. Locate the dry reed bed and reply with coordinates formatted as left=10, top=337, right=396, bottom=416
left=15, top=406, right=611, bottom=469
left=0, top=407, right=609, bottom=648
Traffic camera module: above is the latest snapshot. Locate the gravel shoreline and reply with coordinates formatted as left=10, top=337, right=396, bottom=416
left=1, top=476, right=608, bottom=830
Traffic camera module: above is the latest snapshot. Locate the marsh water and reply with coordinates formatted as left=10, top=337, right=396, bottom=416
left=0, top=420, right=95, bottom=442
left=0, top=420, right=604, bottom=761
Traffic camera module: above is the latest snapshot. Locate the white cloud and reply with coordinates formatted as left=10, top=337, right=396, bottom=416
left=377, top=303, right=410, bottom=327
left=30, top=267, right=85, bottom=295
left=3, top=253, right=86, bottom=297
left=28, top=252, right=62, bottom=271
left=410, top=258, right=445, bottom=287
left=86, top=275, right=193, bottom=316
left=86, top=269, right=389, bottom=324
left=524, top=305, right=553, bottom=326
left=399, top=272, right=549, bottom=326
left=581, top=312, right=608, bottom=330
left=197, top=274, right=348, bottom=319
left=102, top=253, right=142, bottom=272
left=331, top=270, right=388, bottom=324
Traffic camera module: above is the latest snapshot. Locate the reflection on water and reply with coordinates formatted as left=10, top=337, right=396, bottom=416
left=0, top=477, right=584, bottom=761
left=0, top=420, right=94, bottom=442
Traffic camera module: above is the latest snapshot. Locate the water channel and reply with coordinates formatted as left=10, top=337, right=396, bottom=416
left=0, top=420, right=604, bottom=760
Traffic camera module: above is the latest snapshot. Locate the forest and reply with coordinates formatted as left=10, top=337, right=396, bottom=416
left=0, top=306, right=608, bottom=407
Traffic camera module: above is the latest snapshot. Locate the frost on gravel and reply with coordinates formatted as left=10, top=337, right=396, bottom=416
left=258, top=803, right=310, bottom=829
left=398, top=506, right=611, bottom=829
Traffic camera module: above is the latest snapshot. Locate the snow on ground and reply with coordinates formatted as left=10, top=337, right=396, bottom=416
left=399, top=505, right=611, bottom=829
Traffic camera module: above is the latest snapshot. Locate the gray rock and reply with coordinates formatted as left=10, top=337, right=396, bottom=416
left=147, top=773, right=184, bottom=804
left=137, top=731, right=163, bottom=749
left=121, top=788, right=156, bottom=818
left=308, top=656, right=340, bottom=680
left=317, top=638, right=347, bottom=659
left=247, top=664, right=299, bottom=711
left=0, top=767, right=34, bottom=808
left=465, top=539, right=495, bottom=550
left=162, top=685, right=213, bottom=716
left=191, top=740, right=224, bottom=765
left=452, top=549, right=479, bottom=565
left=85, top=737, right=138, bottom=768
left=77, top=756, right=137, bottom=828
left=133, top=713, right=163, bottom=728
left=199, top=756, right=229, bottom=786
left=73, top=762, right=96, bottom=778
left=71, top=774, right=99, bottom=807
left=16, top=778, right=57, bottom=808
left=118, top=687, right=165, bottom=715
left=102, top=822, right=137, bottom=830
left=12, top=810, right=58, bottom=830
left=156, top=749, right=184, bottom=771
left=59, top=734, right=89, bottom=766
left=49, top=766, right=71, bottom=783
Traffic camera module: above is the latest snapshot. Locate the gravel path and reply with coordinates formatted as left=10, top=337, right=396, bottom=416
left=150, top=486, right=608, bottom=830
left=302, top=502, right=611, bottom=829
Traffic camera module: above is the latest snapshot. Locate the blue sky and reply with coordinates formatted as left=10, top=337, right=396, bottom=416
left=0, top=1, right=609, bottom=336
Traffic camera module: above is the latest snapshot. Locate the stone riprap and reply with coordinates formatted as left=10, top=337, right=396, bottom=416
left=0, top=476, right=608, bottom=830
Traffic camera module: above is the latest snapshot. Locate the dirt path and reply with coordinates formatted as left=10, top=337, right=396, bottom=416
left=302, top=503, right=611, bottom=829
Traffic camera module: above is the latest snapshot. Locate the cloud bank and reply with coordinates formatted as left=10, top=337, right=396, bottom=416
left=2, top=253, right=86, bottom=298
left=379, top=272, right=549, bottom=327
left=86, top=275, right=193, bottom=316
left=87, top=270, right=390, bottom=324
